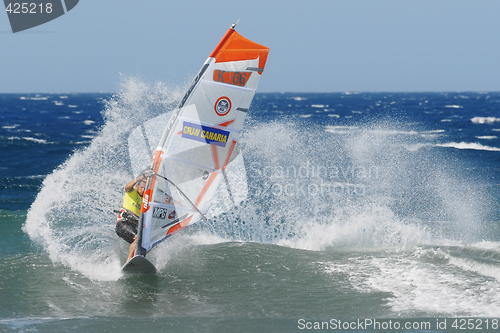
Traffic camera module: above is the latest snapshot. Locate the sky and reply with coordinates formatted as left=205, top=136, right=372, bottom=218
left=1, top=0, right=500, bottom=93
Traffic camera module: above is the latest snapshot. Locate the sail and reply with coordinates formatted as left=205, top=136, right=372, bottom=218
left=136, top=25, right=269, bottom=255
left=127, top=111, right=249, bottom=220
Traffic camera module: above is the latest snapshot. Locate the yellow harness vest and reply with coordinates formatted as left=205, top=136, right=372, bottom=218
left=122, top=188, right=142, bottom=216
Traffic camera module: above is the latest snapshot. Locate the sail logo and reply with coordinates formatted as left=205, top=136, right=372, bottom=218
left=182, top=121, right=230, bottom=147
left=214, top=96, right=231, bottom=116
left=4, top=0, right=79, bottom=33
left=213, top=70, right=251, bottom=87
left=152, top=207, right=169, bottom=219
left=141, top=189, right=151, bottom=213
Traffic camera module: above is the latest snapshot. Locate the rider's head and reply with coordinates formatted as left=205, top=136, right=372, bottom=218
left=135, top=176, right=147, bottom=196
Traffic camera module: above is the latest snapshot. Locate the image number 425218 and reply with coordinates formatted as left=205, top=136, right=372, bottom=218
left=3, top=0, right=79, bottom=33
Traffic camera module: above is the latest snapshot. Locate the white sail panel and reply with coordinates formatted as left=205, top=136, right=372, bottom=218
left=128, top=112, right=172, bottom=177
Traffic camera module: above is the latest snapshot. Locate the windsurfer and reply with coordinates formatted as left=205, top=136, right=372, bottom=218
left=116, top=174, right=147, bottom=261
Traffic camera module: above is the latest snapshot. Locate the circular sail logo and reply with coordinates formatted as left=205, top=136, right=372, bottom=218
left=4, top=0, right=79, bottom=33
left=214, top=96, right=231, bottom=116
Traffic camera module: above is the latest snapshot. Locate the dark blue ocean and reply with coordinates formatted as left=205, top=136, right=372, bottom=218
left=2, top=83, right=500, bottom=332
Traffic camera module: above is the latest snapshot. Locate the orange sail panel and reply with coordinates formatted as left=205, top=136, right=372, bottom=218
left=210, top=28, right=269, bottom=73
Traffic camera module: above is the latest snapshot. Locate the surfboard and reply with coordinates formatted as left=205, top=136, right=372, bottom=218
left=121, top=255, right=156, bottom=274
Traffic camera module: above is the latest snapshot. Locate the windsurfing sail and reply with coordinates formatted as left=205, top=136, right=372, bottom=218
left=135, top=24, right=269, bottom=256
left=127, top=110, right=249, bottom=220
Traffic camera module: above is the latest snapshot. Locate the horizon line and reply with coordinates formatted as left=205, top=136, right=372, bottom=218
left=1, top=90, right=500, bottom=95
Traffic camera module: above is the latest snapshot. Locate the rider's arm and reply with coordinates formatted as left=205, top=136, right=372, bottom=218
left=125, top=178, right=137, bottom=192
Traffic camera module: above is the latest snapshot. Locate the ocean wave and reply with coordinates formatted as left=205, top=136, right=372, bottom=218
left=468, top=240, right=500, bottom=251
left=449, top=256, right=500, bottom=283
left=20, top=96, right=48, bottom=101
left=324, top=125, right=359, bottom=134
left=471, top=117, right=500, bottom=124
left=361, top=129, right=440, bottom=137
left=423, top=129, right=445, bottom=134
left=436, top=142, right=500, bottom=152
left=404, top=143, right=433, bottom=152
left=2, top=124, right=20, bottom=129
left=348, top=249, right=500, bottom=317
left=7, top=136, right=50, bottom=144
left=323, top=127, right=445, bottom=141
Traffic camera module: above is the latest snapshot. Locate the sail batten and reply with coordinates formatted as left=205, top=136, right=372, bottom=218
left=202, top=80, right=256, bottom=92
left=136, top=26, right=269, bottom=255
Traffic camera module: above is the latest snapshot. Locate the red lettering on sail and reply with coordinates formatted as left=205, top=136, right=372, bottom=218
left=213, top=70, right=251, bottom=87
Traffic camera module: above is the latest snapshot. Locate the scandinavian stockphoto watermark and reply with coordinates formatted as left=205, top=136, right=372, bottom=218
left=248, top=161, right=380, bottom=198
left=3, top=0, right=79, bottom=33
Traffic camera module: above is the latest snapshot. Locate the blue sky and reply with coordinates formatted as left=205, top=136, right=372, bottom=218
left=2, top=0, right=500, bottom=93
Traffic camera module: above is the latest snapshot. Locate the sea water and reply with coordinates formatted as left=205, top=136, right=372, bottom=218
left=1, top=80, right=500, bottom=332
